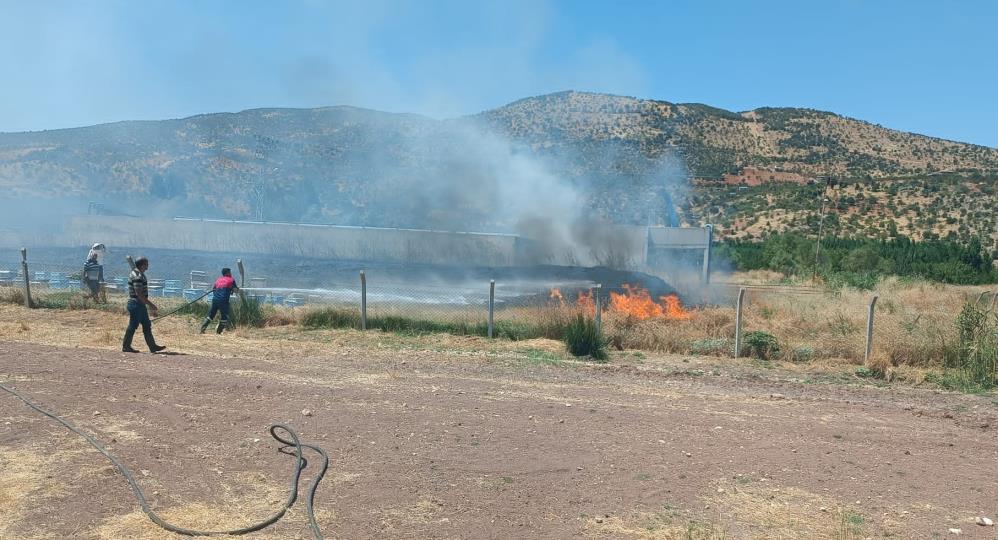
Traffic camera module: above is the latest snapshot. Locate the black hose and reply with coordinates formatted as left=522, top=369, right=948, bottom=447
left=0, top=381, right=328, bottom=538
left=151, top=290, right=213, bottom=322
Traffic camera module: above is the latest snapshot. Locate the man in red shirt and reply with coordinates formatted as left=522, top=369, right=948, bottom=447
left=200, top=268, right=239, bottom=334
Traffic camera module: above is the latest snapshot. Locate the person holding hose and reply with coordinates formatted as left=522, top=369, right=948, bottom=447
left=122, top=257, right=167, bottom=353
left=200, top=267, right=239, bottom=334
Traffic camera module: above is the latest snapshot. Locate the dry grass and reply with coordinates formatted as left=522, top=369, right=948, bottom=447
left=708, top=480, right=866, bottom=540
left=1, top=277, right=992, bottom=370
left=583, top=479, right=868, bottom=539
left=94, top=472, right=335, bottom=540
left=0, top=444, right=83, bottom=537
left=605, top=277, right=991, bottom=368
left=0, top=287, right=26, bottom=306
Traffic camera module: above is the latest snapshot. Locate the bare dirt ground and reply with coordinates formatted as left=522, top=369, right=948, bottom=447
left=1, top=304, right=997, bottom=539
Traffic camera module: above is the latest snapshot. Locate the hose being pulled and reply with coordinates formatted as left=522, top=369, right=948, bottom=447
left=151, top=289, right=213, bottom=322
left=0, top=382, right=328, bottom=538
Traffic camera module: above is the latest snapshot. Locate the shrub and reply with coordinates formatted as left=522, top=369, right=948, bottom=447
left=301, top=307, right=361, bottom=329
left=177, top=295, right=267, bottom=328
left=951, top=302, right=998, bottom=389
left=863, top=354, right=894, bottom=380
left=691, top=338, right=731, bottom=356
left=564, top=314, right=609, bottom=362
left=232, top=296, right=266, bottom=327
left=35, top=292, right=102, bottom=311
left=0, top=287, right=26, bottom=305
left=177, top=299, right=210, bottom=319
left=743, top=330, right=780, bottom=360
left=788, top=345, right=815, bottom=363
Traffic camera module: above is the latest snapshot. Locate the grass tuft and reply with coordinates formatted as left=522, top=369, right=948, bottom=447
left=564, top=314, right=609, bottom=362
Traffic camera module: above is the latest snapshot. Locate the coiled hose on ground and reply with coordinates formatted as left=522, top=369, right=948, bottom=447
left=0, top=381, right=329, bottom=538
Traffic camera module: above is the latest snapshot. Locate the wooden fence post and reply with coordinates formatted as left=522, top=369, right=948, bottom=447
left=989, top=291, right=998, bottom=312
left=20, top=248, right=32, bottom=308
left=360, top=271, right=367, bottom=331
left=236, top=259, right=246, bottom=288
left=865, top=295, right=879, bottom=364
left=125, top=255, right=136, bottom=271
left=488, top=279, right=495, bottom=339
left=733, top=287, right=746, bottom=357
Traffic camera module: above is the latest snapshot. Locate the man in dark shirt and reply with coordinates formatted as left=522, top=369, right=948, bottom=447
left=122, top=257, right=166, bottom=353
left=200, top=267, right=239, bottom=334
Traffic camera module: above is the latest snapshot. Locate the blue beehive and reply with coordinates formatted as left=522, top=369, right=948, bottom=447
left=183, top=289, right=204, bottom=301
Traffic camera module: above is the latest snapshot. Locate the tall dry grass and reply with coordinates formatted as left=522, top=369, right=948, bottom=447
left=2, top=279, right=992, bottom=369
left=605, top=277, right=992, bottom=367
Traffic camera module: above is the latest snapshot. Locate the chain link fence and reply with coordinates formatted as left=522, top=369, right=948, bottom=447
left=1, top=248, right=602, bottom=335
left=6, top=248, right=990, bottom=367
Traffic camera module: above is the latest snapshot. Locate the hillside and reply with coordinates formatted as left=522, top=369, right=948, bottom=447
left=480, top=91, right=998, bottom=178
left=1, top=91, right=996, bottom=248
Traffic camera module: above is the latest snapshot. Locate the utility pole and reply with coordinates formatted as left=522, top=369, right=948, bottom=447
left=813, top=177, right=833, bottom=281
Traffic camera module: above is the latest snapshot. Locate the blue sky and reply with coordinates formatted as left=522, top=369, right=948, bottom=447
left=2, top=0, right=996, bottom=147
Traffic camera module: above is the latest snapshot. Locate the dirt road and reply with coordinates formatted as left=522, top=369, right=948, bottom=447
left=1, top=337, right=997, bottom=538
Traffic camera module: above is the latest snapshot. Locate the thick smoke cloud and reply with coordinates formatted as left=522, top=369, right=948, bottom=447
left=0, top=1, right=693, bottom=270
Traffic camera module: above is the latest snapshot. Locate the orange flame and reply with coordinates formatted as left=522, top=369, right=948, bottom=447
left=551, top=284, right=691, bottom=321
left=608, top=284, right=691, bottom=321
left=576, top=289, right=595, bottom=316
left=549, top=287, right=564, bottom=303
left=659, top=293, right=692, bottom=320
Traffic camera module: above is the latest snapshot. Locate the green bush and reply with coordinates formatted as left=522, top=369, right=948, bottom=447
left=563, top=314, right=609, bottom=362
left=177, top=295, right=267, bottom=328
left=35, top=292, right=118, bottom=312
left=301, top=307, right=561, bottom=340
left=301, top=307, right=361, bottom=329
left=743, top=330, right=780, bottom=360
left=691, top=337, right=731, bottom=356
left=789, top=346, right=815, bottom=363
left=177, top=299, right=210, bottom=319
left=718, top=233, right=997, bottom=285
left=233, top=296, right=266, bottom=327
left=950, top=302, right=998, bottom=390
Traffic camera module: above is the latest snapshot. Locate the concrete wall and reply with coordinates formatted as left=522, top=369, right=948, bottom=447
left=4, top=216, right=709, bottom=271
left=648, top=226, right=709, bottom=249
left=66, top=216, right=521, bottom=267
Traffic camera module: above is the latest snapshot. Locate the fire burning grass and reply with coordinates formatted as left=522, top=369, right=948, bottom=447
left=550, top=283, right=692, bottom=321
left=1, top=277, right=994, bottom=386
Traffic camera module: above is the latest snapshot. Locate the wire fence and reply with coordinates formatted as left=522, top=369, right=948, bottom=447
left=3, top=248, right=994, bottom=367
left=0, top=249, right=604, bottom=335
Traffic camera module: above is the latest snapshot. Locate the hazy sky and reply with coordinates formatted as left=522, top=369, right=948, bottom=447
left=2, top=0, right=996, bottom=147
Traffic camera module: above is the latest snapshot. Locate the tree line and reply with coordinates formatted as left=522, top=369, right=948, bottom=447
left=717, top=234, right=997, bottom=286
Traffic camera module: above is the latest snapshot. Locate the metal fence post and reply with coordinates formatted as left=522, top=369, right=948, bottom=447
left=733, top=287, right=746, bottom=357
left=360, top=271, right=367, bottom=331
left=20, top=248, right=32, bottom=308
left=594, top=283, right=602, bottom=335
left=865, top=295, right=879, bottom=364
left=488, top=279, right=495, bottom=339
left=237, top=259, right=246, bottom=288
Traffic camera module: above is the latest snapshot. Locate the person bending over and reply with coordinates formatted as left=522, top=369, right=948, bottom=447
left=201, top=267, right=240, bottom=334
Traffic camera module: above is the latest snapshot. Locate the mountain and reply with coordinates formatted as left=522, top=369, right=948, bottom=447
left=482, top=91, right=998, bottom=178
left=1, top=91, right=995, bottom=247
